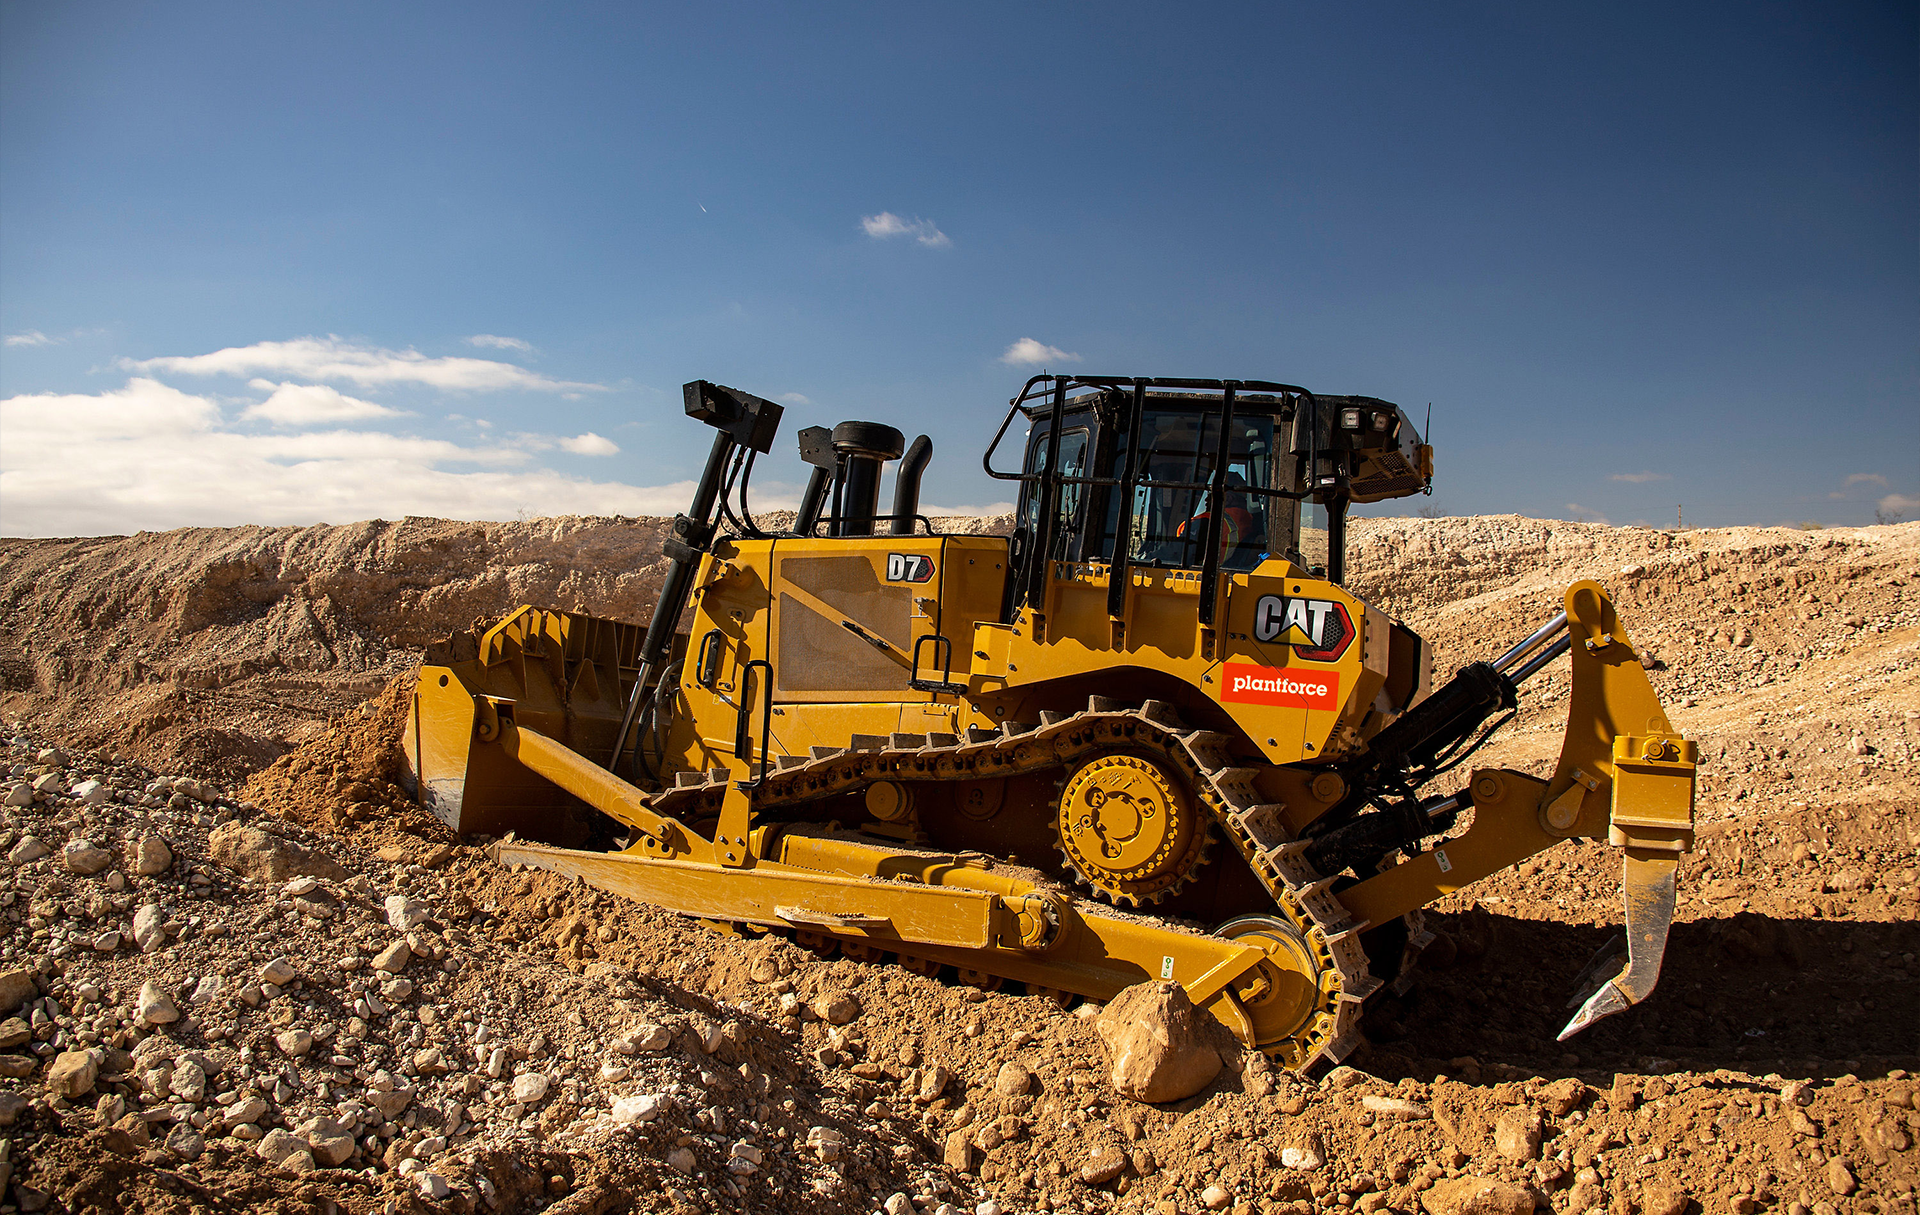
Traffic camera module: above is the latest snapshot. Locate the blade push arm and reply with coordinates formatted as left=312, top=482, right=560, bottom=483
left=1336, top=579, right=1696, bottom=1037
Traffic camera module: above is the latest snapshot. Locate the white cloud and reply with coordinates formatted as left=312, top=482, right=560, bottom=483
left=860, top=212, right=951, bottom=248
left=4, top=330, right=55, bottom=348
left=921, top=501, right=1017, bottom=518
left=779, top=392, right=813, bottom=405
left=1845, top=472, right=1888, bottom=488
left=466, top=334, right=533, bottom=352
left=1563, top=503, right=1613, bottom=525
left=558, top=432, right=619, bottom=456
left=240, top=382, right=402, bottom=426
left=1878, top=493, right=1918, bottom=520
left=999, top=337, right=1081, bottom=366
left=1608, top=471, right=1668, bottom=483
left=124, top=336, right=600, bottom=393
left=0, top=378, right=688, bottom=537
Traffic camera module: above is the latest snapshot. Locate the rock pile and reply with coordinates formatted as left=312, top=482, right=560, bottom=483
left=0, top=730, right=984, bottom=1214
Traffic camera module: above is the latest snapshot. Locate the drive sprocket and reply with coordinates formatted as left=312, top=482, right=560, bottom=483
left=1054, top=753, right=1211, bottom=906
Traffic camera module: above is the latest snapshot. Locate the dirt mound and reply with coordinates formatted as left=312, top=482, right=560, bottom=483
left=0, top=515, right=670, bottom=783
left=237, top=676, right=450, bottom=852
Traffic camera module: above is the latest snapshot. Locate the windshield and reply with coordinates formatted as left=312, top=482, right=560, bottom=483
left=998, top=381, right=1418, bottom=596
left=1099, top=409, right=1278, bottom=572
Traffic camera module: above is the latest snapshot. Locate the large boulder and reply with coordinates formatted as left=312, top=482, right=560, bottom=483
left=62, top=839, right=114, bottom=875
left=0, top=968, right=36, bottom=1015
left=136, top=981, right=181, bottom=1025
left=296, top=1115, right=356, bottom=1166
left=45, top=1049, right=100, bottom=1099
left=1494, top=1108, right=1544, bottom=1160
left=208, top=823, right=345, bottom=883
left=1094, top=981, right=1224, bottom=1103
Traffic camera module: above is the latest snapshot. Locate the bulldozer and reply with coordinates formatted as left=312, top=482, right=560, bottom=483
left=404, top=375, right=1696, bottom=1071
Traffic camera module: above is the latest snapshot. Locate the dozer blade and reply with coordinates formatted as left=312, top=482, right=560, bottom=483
left=404, top=606, right=657, bottom=840
left=1557, top=850, right=1678, bottom=1040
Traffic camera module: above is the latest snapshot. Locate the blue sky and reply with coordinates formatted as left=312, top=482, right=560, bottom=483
left=2, top=2, right=1914, bottom=537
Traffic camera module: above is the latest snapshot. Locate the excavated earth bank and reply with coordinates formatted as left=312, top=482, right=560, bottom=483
left=0, top=514, right=1914, bottom=1215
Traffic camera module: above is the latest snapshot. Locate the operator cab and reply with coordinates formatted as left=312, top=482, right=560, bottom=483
left=995, top=378, right=1429, bottom=602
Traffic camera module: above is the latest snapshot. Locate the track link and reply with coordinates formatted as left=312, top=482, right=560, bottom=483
left=648, top=698, right=1380, bottom=1069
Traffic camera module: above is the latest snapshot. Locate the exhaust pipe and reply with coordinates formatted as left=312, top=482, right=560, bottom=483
left=890, top=435, right=932, bottom=535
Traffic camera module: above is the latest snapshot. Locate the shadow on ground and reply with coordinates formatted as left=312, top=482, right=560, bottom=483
left=1360, top=910, right=1920, bottom=1083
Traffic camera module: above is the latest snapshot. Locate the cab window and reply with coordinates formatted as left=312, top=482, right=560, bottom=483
left=1020, top=427, right=1091, bottom=561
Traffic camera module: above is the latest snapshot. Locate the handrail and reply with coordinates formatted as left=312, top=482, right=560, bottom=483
left=789, top=511, right=938, bottom=538
left=733, top=658, right=775, bottom=791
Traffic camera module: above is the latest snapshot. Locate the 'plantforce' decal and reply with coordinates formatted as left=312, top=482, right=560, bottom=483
left=1220, top=663, right=1341, bottom=710
left=1252, top=594, right=1354, bottom=661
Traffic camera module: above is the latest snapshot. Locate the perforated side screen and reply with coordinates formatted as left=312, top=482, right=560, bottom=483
left=775, top=555, right=913, bottom=694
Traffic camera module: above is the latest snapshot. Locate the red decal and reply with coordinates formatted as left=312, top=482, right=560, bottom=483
left=1220, top=663, right=1341, bottom=711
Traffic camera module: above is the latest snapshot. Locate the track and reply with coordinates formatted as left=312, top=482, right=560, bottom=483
left=645, top=696, right=1399, bottom=1069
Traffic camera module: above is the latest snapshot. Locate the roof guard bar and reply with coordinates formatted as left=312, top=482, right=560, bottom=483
left=1026, top=377, right=1068, bottom=611
left=1106, top=379, right=1149, bottom=619
left=1196, top=381, right=1237, bottom=627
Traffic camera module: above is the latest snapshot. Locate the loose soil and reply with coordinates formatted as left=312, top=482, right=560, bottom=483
left=0, top=513, right=1914, bottom=1215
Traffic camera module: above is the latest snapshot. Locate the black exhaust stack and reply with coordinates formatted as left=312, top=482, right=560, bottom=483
left=890, top=435, right=933, bottom=535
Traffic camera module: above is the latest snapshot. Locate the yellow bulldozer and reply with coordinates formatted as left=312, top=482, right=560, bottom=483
left=404, top=376, right=1696, bottom=1071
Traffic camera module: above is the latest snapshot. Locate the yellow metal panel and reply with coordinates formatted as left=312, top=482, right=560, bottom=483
left=1044, top=563, right=1113, bottom=644
left=1124, top=569, right=1203, bottom=662
left=767, top=702, right=922, bottom=758
left=668, top=545, right=775, bottom=774
left=769, top=538, right=935, bottom=702
left=1610, top=734, right=1697, bottom=834
left=982, top=560, right=1382, bottom=767
left=410, top=664, right=583, bottom=838
left=937, top=538, right=1012, bottom=669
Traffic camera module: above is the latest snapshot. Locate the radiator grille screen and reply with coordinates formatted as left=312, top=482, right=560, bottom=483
left=775, top=556, right=913, bottom=694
